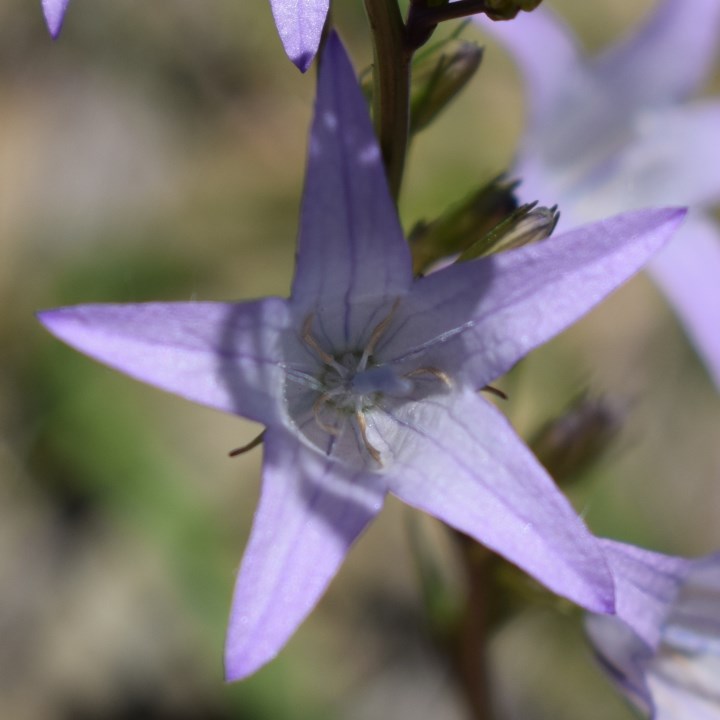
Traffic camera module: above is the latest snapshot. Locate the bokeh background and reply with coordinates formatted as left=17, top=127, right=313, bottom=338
left=1, top=1, right=719, bottom=718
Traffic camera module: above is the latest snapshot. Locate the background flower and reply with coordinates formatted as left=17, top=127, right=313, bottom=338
left=587, top=541, right=720, bottom=719
left=477, top=0, right=720, bottom=388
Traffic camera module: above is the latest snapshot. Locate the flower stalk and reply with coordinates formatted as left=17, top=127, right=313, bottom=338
left=364, top=0, right=412, bottom=201
left=451, top=532, right=497, bottom=720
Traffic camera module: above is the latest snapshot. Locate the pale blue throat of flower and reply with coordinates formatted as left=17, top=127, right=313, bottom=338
left=284, top=297, right=455, bottom=468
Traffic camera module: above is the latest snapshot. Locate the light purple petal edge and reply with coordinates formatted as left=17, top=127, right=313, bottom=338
left=224, top=429, right=384, bottom=680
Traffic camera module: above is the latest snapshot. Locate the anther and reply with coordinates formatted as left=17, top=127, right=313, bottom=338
left=229, top=430, right=265, bottom=457
left=405, top=366, right=452, bottom=388
left=302, top=314, right=344, bottom=373
left=355, top=411, right=383, bottom=466
left=359, top=298, right=401, bottom=370
left=480, top=384, right=508, bottom=400
left=313, top=393, right=342, bottom=436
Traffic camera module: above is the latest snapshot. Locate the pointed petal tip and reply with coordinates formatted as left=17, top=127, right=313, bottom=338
left=43, top=16, right=63, bottom=39
left=270, top=0, right=327, bottom=73
left=223, top=655, right=262, bottom=684
left=664, top=206, right=689, bottom=224
left=292, top=51, right=314, bottom=73
left=42, top=0, right=69, bottom=39
left=653, top=205, right=689, bottom=242
left=36, top=307, right=63, bottom=332
left=36, top=307, right=77, bottom=340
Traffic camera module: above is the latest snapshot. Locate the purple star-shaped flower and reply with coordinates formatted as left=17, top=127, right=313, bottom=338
left=38, top=34, right=684, bottom=679
left=477, top=0, right=720, bottom=388
left=41, top=0, right=70, bottom=38
left=587, top=540, right=720, bottom=719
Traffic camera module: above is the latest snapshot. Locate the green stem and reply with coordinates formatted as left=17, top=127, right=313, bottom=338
left=452, top=531, right=496, bottom=720
left=364, top=0, right=412, bottom=202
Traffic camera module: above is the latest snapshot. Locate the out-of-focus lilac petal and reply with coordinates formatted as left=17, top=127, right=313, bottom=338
left=291, top=32, right=412, bottom=342
left=269, top=0, right=328, bottom=72
left=37, top=299, right=291, bottom=426
left=380, top=208, right=685, bottom=390
left=42, top=0, right=70, bottom=38
left=585, top=614, right=654, bottom=714
left=475, top=8, right=581, bottom=129
left=649, top=214, right=720, bottom=389
left=587, top=548, right=720, bottom=719
left=578, top=102, right=720, bottom=215
left=596, top=0, right=720, bottom=106
left=652, top=681, right=720, bottom=720
left=648, top=555, right=720, bottom=719
left=664, top=556, right=720, bottom=654
left=224, top=428, right=385, bottom=680
left=601, top=540, right=691, bottom=649
left=381, top=387, right=614, bottom=613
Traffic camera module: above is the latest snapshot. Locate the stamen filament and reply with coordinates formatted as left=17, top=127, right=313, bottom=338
left=480, top=384, right=508, bottom=400
left=355, top=410, right=383, bottom=465
left=229, top=430, right=266, bottom=457
left=358, top=298, right=400, bottom=371
left=302, top=315, right=346, bottom=375
left=405, top=366, right=452, bottom=387
left=313, top=393, right=342, bottom=435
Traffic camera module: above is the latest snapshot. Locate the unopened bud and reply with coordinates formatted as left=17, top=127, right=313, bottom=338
left=530, top=395, right=625, bottom=485
left=411, top=40, right=484, bottom=135
left=458, top=201, right=559, bottom=262
left=484, top=0, right=544, bottom=21
left=409, top=176, right=519, bottom=274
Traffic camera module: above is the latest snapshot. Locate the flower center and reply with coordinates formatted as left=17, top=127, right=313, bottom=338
left=286, top=302, right=450, bottom=467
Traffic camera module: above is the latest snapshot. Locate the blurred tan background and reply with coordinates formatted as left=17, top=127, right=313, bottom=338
left=1, top=1, right=719, bottom=718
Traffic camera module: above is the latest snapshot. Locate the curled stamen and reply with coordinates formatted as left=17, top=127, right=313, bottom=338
left=313, top=393, right=342, bottom=436
left=355, top=410, right=382, bottom=466
left=302, top=315, right=345, bottom=374
left=282, top=366, right=326, bottom=391
left=359, top=298, right=401, bottom=370
left=405, top=366, right=452, bottom=388
left=480, top=384, right=508, bottom=400
left=229, top=430, right=266, bottom=457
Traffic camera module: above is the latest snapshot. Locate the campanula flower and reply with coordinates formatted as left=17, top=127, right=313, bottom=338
left=42, top=0, right=69, bottom=38
left=587, top=540, right=720, bottom=719
left=477, top=0, right=720, bottom=388
left=38, top=34, right=684, bottom=679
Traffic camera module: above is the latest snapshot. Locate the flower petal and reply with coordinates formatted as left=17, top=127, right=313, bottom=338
left=224, top=428, right=385, bottom=680
left=42, top=0, right=70, bottom=38
left=646, top=555, right=720, bottom=719
left=585, top=614, right=654, bottom=715
left=380, top=387, right=614, bottom=612
left=475, top=8, right=581, bottom=129
left=600, top=540, right=691, bottom=649
left=586, top=546, right=720, bottom=720
left=269, top=0, right=328, bottom=72
left=291, top=32, right=412, bottom=340
left=649, top=213, right=720, bottom=389
left=575, top=102, right=720, bottom=215
left=37, top=299, right=291, bottom=426
left=381, top=208, right=685, bottom=390
left=595, top=0, right=720, bottom=106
